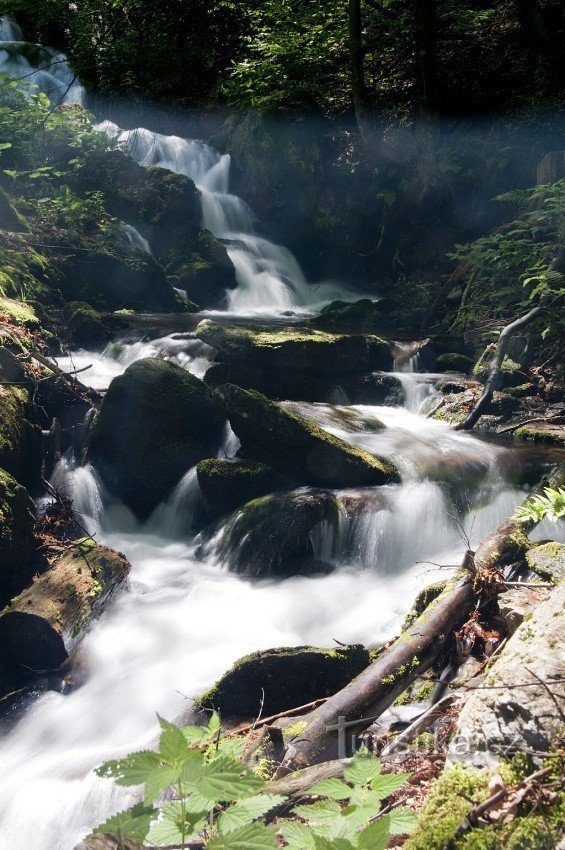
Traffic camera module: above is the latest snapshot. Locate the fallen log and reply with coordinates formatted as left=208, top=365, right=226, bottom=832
left=273, top=463, right=564, bottom=777
left=453, top=305, right=543, bottom=431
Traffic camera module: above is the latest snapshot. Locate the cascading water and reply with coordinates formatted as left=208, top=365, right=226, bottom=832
left=96, top=121, right=358, bottom=315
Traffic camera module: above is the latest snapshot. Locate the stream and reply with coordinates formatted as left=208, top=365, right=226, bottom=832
left=0, top=20, right=564, bottom=849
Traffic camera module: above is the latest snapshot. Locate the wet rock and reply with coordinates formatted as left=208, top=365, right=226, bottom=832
left=487, top=391, right=522, bottom=417
left=3, top=542, right=130, bottom=639
left=205, top=360, right=344, bottom=403
left=0, top=346, right=26, bottom=384
left=498, top=585, right=550, bottom=634
left=526, top=541, right=565, bottom=582
left=0, top=612, right=67, bottom=697
left=196, top=320, right=393, bottom=374
left=515, top=421, right=565, bottom=447
left=199, top=644, right=372, bottom=719
left=66, top=302, right=124, bottom=347
left=0, top=469, right=37, bottom=607
left=403, top=580, right=448, bottom=629
left=88, top=359, right=225, bottom=518
left=450, top=584, right=565, bottom=768
left=173, top=229, right=236, bottom=307
left=344, top=373, right=404, bottom=405
left=308, top=299, right=389, bottom=333
left=196, top=458, right=281, bottom=518
left=214, top=384, right=399, bottom=488
left=435, top=378, right=475, bottom=395
left=0, top=385, right=42, bottom=485
left=208, top=490, right=341, bottom=577
left=435, top=353, right=474, bottom=374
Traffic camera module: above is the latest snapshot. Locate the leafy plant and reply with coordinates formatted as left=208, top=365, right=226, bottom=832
left=513, top=487, right=565, bottom=525
left=91, top=718, right=415, bottom=849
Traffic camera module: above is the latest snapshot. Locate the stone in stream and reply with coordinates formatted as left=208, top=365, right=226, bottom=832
left=0, top=542, right=130, bottom=698
left=196, top=320, right=393, bottom=374
left=198, top=644, right=372, bottom=719
left=88, top=358, right=225, bottom=518
left=196, top=458, right=282, bottom=518
left=449, top=583, right=565, bottom=768
left=214, top=384, right=399, bottom=488
left=205, top=490, right=341, bottom=578
left=0, top=468, right=38, bottom=607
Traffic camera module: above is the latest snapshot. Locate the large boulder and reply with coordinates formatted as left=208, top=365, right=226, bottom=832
left=196, top=320, right=393, bottom=374
left=0, top=385, right=42, bottom=486
left=88, top=359, right=225, bottom=518
left=526, top=541, right=565, bottom=583
left=0, top=469, right=37, bottom=607
left=196, top=458, right=281, bottom=518
left=172, top=230, right=236, bottom=308
left=207, top=490, right=341, bottom=578
left=214, top=384, right=400, bottom=488
left=449, top=584, right=565, bottom=768
left=199, top=644, right=372, bottom=719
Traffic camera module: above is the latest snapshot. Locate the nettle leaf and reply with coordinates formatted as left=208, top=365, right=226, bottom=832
left=388, top=805, right=417, bottom=836
left=96, top=750, right=161, bottom=786
left=292, top=799, right=342, bottom=826
left=91, top=802, right=156, bottom=843
left=343, top=753, right=383, bottom=787
left=278, top=820, right=316, bottom=849
left=208, top=710, right=222, bottom=735
left=158, top=715, right=191, bottom=765
left=356, top=816, right=391, bottom=850
left=308, top=778, right=353, bottom=800
left=144, top=765, right=181, bottom=805
left=313, top=836, right=356, bottom=850
left=186, top=753, right=263, bottom=805
left=145, top=801, right=206, bottom=846
left=369, top=772, right=410, bottom=801
left=182, top=724, right=212, bottom=745
left=218, top=793, right=286, bottom=835
left=206, top=821, right=279, bottom=849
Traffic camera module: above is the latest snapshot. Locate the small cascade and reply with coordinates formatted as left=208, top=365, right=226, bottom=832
left=96, top=120, right=359, bottom=315
left=146, top=467, right=201, bottom=539
left=0, top=16, right=83, bottom=104
left=119, top=222, right=152, bottom=255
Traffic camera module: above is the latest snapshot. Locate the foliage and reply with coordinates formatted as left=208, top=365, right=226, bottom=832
left=91, top=718, right=414, bottom=849
left=448, top=179, right=565, bottom=336
left=513, top=487, right=565, bottom=524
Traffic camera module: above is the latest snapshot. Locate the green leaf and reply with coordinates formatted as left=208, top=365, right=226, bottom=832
left=206, top=821, right=279, bottom=849
left=309, top=778, right=353, bottom=800
left=91, top=802, right=156, bottom=843
left=388, top=805, right=417, bottom=835
left=313, top=837, right=356, bottom=850
left=356, top=816, right=391, bottom=850
left=218, top=794, right=285, bottom=835
left=185, top=754, right=263, bottom=805
left=156, top=715, right=190, bottom=765
left=369, top=772, right=410, bottom=801
left=278, top=820, right=316, bottom=849
left=146, top=801, right=206, bottom=846
left=208, top=710, right=222, bottom=735
left=144, top=765, right=181, bottom=804
left=96, top=750, right=161, bottom=786
left=182, top=723, right=211, bottom=745
left=344, top=753, right=383, bottom=787
left=292, top=799, right=342, bottom=825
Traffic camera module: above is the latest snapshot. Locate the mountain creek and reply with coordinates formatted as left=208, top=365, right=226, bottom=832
left=0, top=15, right=564, bottom=850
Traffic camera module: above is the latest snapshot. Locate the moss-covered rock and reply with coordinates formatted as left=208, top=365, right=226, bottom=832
left=0, top=469, right=37, bottom=606
left=403, top=580, right=448, bottom=629
left=3, top=541, right=131, bottom=639
left=0, top=611, right=67, bottom=698
left=196, top=458, right=281, bottom=518
left=308, top=298, right=389, bottom=333
left=436, top=353, right=475, bottom=373
left=526, top=541, right=565, bottom=582
left=199, top=644, right=372, bottom=719
left=207, top=490, right=341, bottom=577
left=0, top=345, right=26, bottom=385
left=214, top=384, right=399, bottom=488
left=514, top=422, right=565, bottom=446
left=88, top=358, right=225, bottom=518
left=66, top=301, right=119, bottom=346
left=0, top=386, right=42, bottom=485
left=197, top=320, right=393, bottom=374
left=172, top=230, right=236, bottom=307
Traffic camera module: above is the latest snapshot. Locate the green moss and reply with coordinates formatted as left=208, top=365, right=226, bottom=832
left=436, top=353, right=474, bottom=373
left=403, top=581, right=448, bottom=629
left=0, top=297, right=39, bottom=328
left=284, top=720, right=308, bottom=738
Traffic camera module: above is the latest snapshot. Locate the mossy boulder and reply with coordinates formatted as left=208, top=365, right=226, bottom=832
left=3, top=541, right=131, bottom=639
left=0, top=468, right=37, bottom=607
left=308, top=298, right=389, bottom=333
left=0, top=386, right=42, bottom=485
left=526, top=541, right=565, bottom=582
left=0, top=345, right=26, bottom=384
left=66, top=302, right=123, bottom=347
left=199, top=644, right=372, bottom=719
left=435, top=353, right=475, bottom=374
left=207, top=490, right=341, bottom=578
left=214, top=384, right=399, bottom=488
left=196, top=458, right=281, bottom=518
left=88, top=358, right=225, bottom=518
left=403, top=580, right=448, bottom=629
left=172, top=230, right=236, bottom=307
left=196, top=320, right=393, bottom=374
left=0, top=612, right=67, bottom=699
left=514, top=422, right=565, bottom=446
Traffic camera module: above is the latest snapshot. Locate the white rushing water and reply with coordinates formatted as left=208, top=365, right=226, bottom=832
left=96, top=120, right=359, bottom=316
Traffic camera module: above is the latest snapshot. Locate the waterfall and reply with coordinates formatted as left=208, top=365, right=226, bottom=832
left=96, top=121, right=358, bottom=315
left=0, top=17, right=83, bottom=105
left=119, top=222, right=152, bottom=255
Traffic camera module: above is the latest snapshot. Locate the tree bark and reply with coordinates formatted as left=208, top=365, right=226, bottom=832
left=414, top=0, right=440, bottom=113
left=453, top=305, right=543, bottom=431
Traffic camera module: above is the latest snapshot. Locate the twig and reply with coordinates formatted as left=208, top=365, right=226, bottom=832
left=496, top=415, right=563, bottom=435
left=501, top=581, right=554, bottom=588
left=249, top=688, right=266, bottom=735
left=236, top=697, right=329, bottom=736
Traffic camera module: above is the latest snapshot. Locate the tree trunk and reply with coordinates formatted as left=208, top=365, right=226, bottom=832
left=453, top=305, right=543, bottom=431
left=516, top=0, right=549, bottom=52
left=414, top=0, right=440, bottom=113
left=349, top=0, right=369, bottom=127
